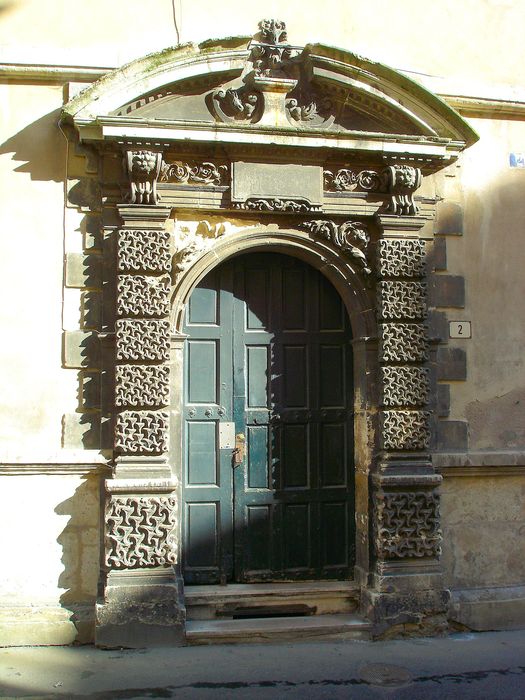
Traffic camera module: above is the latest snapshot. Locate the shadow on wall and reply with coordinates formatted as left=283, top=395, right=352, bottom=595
left=55, top=474, right=102, bottom=644
left=0, top=108, right=66, bottom=182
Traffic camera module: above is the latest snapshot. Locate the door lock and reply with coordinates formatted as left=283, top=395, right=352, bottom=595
left=233, top=433, right=245, bottom=466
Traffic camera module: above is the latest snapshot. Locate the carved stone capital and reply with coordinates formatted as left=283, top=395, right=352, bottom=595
left=123, top=150, right=163, bottom=205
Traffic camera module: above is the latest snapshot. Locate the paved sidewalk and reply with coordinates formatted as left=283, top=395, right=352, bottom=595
left=1, top=630, right=524, bottom=699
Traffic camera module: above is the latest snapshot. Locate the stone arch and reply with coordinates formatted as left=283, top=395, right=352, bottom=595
left=61, top=19, right=479, bottom=646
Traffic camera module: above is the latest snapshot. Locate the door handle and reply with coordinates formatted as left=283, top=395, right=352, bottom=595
left=233, top=433, right=245, bottom=466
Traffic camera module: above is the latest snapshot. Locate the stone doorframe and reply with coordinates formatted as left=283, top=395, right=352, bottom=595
left=61, top=20, right=478, bottom=646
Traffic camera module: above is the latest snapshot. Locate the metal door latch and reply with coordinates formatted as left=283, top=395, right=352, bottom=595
left=233, top=433, right=245, bottom=466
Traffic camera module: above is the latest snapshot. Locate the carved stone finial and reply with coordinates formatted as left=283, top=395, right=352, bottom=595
left=251, top=19, right=293, bottom=76
left=123, top=150, right=163, bottom=205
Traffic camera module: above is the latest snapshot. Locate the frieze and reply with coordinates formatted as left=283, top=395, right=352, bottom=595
left=324, top=168, right=384, bottom=193
left=233, top=198, right=321, bottom=213
left=105, top=495, right=177, bottom=569
left=117, top=275, right=171, bottom=318
left=374, top=491, right=442, bottom=559
left=377, top=281, right=427, bottom=321
left=160, top=161, right=228, bottom=186
left=379, top=323, right=430, bottom=363
left=117, top=229, right=171, bottom=274
left=114, top=410, right=169, bottom=454
left=380, top=366, right=430, bottom=407
left=377, top=239, right=426, bottom=278
left=115, top=364, right=170, bottom=408
left=115, top=319, right=171, bottom=362
left=123, top=150, right=163, bottom=205
left=300, top=219, right=371, bottom=274
left=380, top=410, right=431, bottom=451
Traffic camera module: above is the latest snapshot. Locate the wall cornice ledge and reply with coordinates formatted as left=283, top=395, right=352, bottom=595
left=434, top=451, right=525, bottom=477
left=0, top=449, right=111, bottom=476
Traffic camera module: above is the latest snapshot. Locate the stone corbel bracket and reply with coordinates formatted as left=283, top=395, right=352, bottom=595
left=123, top=149, right=163, bottom=205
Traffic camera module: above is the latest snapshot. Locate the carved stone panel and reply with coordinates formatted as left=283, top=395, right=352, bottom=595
left=377, top=239, right=426, bottom=278
left=380, top=410, right=431, bottom=450
left=117, top=275, right=171, bottom=318
left=105, top=495, right=177, bottom=569
left=374, top=491, right=442, bottom=559
left=381, top=366, right=430, bottom=407
left=114, top=410, right=169, bottom=454
left=379, top=323, right=430, bottom=363
left=117, top=229, right=171, bottom=273
left=377, top=281, right=427, bottom=321
left=300, top=220, right=371, bottom=274
left=115, top=364, right=170, bottom=408
left=115, top=319, right=171, bottom=362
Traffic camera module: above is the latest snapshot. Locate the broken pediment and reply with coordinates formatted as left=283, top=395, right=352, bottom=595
left=62, top=21, right=478, bottom=163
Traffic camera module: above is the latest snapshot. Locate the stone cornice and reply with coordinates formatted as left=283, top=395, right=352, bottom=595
left=434, top=451, right=525, bottom=477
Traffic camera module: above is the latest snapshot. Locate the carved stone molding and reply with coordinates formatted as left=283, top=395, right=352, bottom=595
left=233, top=198, right=321, bottom=213
left=377, top=239, right=426, bottom=278
left=377, top=281, right=427, bottom=321
left=324, top=165, right=422, bottom=216
left=105, top=495, right=177, bottom=569
left=115, top=364, right=170, bottom=408
left=160, top=161, right=228, bottom=186
left=286, top=96, right=335, bottom=127
left=380, top=366, right=430, bottom=407
left=379, top=323, right=430, bottom=363
left=374, top=490, right=442, bottom=559
left=117, top=275, right=171, bottom=318
left=114, top=410, right=170, bottom=454
left=117, top=229, right=171, bottom=273
left=115, top=319, right=171, bottom=362
left=300, top=219, right=371, bottom=274
left=123, top=150, right=163, bottom=205
left=380, top=410, right=431, bottom=451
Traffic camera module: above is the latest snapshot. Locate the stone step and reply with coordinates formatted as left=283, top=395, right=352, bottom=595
left=185, top=613, right=371, bottom=645
left=184, top=581, right=360, bottom=620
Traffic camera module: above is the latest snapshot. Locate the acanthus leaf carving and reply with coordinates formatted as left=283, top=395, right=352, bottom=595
left=117, top=229, right=171, bottom=274
left=324, top=168, right=384, bottom=193
left=114, top=410, right=169, bottom=454
left=105, top=495, right=177, bottom=569
left=123, top=150, right=163, bottom=205
left=159, top=161, right=228, bottom=186
left=374, top=490, right=442, bottom=559
left=300, top=219, right=371, bottom=274
left=115, top=364, right=170, bottom=408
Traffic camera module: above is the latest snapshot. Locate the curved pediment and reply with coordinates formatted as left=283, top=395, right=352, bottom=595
left=63, top=21, right=478, bottom=162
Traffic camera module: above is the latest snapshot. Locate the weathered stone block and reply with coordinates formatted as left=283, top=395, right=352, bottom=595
left=435, top=420, right=468, bottom=451
left=428, top=236, right=447, bottom=271
left=117, top=275, right=171, bottom=318
left=65, top=252, right=102, bottom=289
left=435, top=201, right=463, bottom=235
left=380, top=366, right=430, bottom=407
left=430, top=275, right=465, bottom=308
left=63, top=330, right=100, bottom=369
left=427, top=310, right=448, bottom=343
left=114, top=411, right=169, bottom=454
left=380, top=410, right=431, bottom=450
left=115, top=319, right=171, bottom=361
left=377, top=239, right=426, bottom=278
left=115, top=364, right=170, bottom=408
left=117, top=229, right=171, bottom=273
left=437, top=384, right=450, bottom=417
left=379, top=323, right=429, bottom=363
left=377, top=281, right=427, bottom=321
left=437, top=347, right=467, bottom=381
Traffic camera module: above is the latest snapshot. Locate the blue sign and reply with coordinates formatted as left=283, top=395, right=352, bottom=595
left=509, top=153, right=525, bottom=168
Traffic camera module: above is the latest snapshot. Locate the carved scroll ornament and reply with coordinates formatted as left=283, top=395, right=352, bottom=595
left=301, top=220, right=371, bottom=274
left=211, top=87, right=261, bottom=123
left=233, top=198, right=321, bottom=213
left=324, top=165, right=422, bottom=216
left=124, top=150, right=163, bottom=205
left=160, top=161, right=228, bottom=186
left=375, top=491, right=442, bottom=559
left=105, top=495, right=177, bottom=569
left=251, top=19, right=293, bottom=76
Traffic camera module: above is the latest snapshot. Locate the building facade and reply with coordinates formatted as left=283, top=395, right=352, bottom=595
left=1, top=3, right=524, bottom=646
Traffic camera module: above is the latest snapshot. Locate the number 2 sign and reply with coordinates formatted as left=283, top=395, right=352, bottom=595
left=449, top=321, right=472, bottom=339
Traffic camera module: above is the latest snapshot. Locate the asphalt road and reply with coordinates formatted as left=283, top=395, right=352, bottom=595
left=1, top=629, right=524, bottom=699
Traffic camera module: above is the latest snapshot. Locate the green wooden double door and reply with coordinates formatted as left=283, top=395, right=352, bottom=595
left=182, top=253, right=355, bottom=583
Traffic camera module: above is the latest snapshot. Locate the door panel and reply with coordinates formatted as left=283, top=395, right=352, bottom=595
left=183, top=253, right=355, bottom=584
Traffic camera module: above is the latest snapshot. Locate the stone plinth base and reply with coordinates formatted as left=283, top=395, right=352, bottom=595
left=95, top=569, right=185, bottom=648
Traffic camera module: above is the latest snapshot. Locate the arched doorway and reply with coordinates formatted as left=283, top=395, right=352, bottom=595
left=182, top=252, right=355, bottom=584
